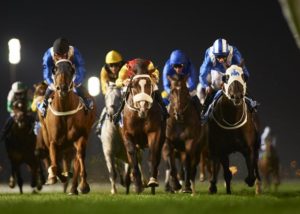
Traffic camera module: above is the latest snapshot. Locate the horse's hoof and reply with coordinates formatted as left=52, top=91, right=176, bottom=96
left=80, top=183, right=90, bottom=194
left=170, top=177, right=182, bottom=191
left=209, top=185, right=217, bottom=194
left=164, top=183, right=175, bottom=193
left=245, top=177, right=255, bottom=187
left=68, top=191, right=78, bottom=196
left=147, top=177, right=159, bottom=187
left=8, top=177, right=15, bottom=188
left=45, top=177, right=57, bottom=185
left=37, top=183, right=43, bottom=191
left=182, top=187, right=192, bottom=194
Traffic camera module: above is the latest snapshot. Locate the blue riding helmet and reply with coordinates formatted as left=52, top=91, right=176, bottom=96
left=212, top=38, right=230, bottom=57
left=169, top=49, right=188, bottom=65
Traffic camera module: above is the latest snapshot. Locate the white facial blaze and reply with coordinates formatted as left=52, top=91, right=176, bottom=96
left=224, top=65, right=247, bottom=98
left=132, top=75, right=153, bottom=105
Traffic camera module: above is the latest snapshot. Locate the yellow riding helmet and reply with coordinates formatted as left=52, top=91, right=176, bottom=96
left=105, top=50, right=123, bottom=64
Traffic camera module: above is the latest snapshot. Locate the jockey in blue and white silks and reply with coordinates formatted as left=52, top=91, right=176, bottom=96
left=162, top=49, right=202, bottom=120
left=199, top=38, right=257, bottom=119
left=38, top=37, right=93, bottom=117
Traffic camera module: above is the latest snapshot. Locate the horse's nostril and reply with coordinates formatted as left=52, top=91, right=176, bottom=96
left=231, top=95, right=234, bottom=99
left=56, top=86, right=60, bottom=91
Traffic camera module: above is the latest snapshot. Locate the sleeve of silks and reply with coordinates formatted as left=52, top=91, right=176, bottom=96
left=31, top=96, right=37, bottom=112
left=100, top=67, right=108, bottom=95
left=116, top=64, right=128, bottom=88
left=42, top=49, right=54, bottom=85
left=187, top=62, right=198, bottom=92
left=148, top=61, right=160, bottom=83
left=162, top=61, right=171, bottom=94
left=199, top=49, right=212, bottom=89
left=73, top=47, right=86, bottom=86
left=6, top=90, right=14, bottom=113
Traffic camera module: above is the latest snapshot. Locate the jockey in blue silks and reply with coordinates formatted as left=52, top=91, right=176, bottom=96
left=199, top=38, right=258, bottom=119
left=162, top=49, right=202, bottom=120
left=38, top=37, right=93, bottom=117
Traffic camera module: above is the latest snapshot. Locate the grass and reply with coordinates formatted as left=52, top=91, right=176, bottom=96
left=1, top=181, right=300, bottom=214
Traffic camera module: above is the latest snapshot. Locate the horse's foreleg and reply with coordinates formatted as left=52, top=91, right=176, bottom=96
left=244, top=150, right=256, bottom=187
left=124, top=137, right=142, bottom=194
left=47, top=142, right=58, bottom=185
left=147, top=132, right=163, bottom=194
left=76, top=137, right=90, bottom=194
left=166, top=140, right=181, bottom=191
left=70, top=157, right=79, bottom=195
left=209, top=156, right=220, bottom=194
left=104, top=151, right=117, bottom=194
left=16, top=165, right=23, bottom=194
left=220, top=155, right=232, bottom=194
left=199, top=152, right=206, bottom=182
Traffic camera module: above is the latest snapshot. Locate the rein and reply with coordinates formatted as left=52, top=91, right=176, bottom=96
left=212, top=99, right=248, bottom=130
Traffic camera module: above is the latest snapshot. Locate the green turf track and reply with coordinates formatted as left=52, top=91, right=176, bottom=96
left=1, top=181, right=300, bottom=214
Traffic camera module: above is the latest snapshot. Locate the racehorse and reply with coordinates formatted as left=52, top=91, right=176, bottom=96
left=38, top=59, right=96, bottom=195
left=4, top=99, right=43, bottom=193
left=207, top=65, right=261, bottom=194
left=258, top=134, right=280, bottom=191
left=99, top=82, right=131, bottom=194
left=164, top=74, right=203, bottom=195
left=121, top=58, right=166, bottom=194
left=33, top=81, right=73, bottom=193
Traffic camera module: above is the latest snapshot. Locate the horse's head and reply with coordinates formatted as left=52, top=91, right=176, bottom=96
left=12, top=99, right=27, bottom=128
left=105, top=82, right=122, bottom=120
left=128, top=59, right=154, bottom=118
left=168, top=74, right=190, bottom=121
left=53, top=59, right=75, bottom=98
left=222, top=65, right=246, bottom=106
left=33, top=81, right=48, bottom=97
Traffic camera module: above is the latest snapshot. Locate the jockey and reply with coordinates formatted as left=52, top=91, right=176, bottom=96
left=0, top=81, right=32, bottom=142
left=38, top=37, right=93, bottom=117
left=95, top=50, right=125, bottom=135
left=162, top=49, right=202, bottom=120
left=113, top=58, right=169, bottom=123
left=199, top=38, right=258, bottom=119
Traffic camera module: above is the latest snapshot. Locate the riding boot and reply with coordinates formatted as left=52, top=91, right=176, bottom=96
left=95, top=108, right=107, bottom=136
left=0, top=116, right=14, bottom=142
left=113, top=99, right=125, bottom=125
left=201, top=90, right=217, bottom=118
left=154, top=90, right=169, bottom=120
left=38, top=87, right=53, bottom=117
left=191, top=95, right=202, bottom=121
left=75, top=85, right=94, bottom=110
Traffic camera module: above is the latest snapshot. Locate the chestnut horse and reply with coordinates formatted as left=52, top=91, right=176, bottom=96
left=207, top=65, right=261, bottom=194
left=164, top=75, right=203, bottom=195
left=121, top=59, right=165, bottom=194
left=4, top=99, right=43, bottom=193
left=38, top=59, right=96, bottom=195
left=33, top=81, right=73, bottom=193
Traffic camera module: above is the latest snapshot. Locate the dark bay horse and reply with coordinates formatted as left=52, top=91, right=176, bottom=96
left=207, top=65, right=261, bottom=194
left=38, top=59, right=96, bottom=195
left=164, top=75, right=203, bottom=195
left=99, top=82, right=131, bottom=194
left=121, top=59, right=165, bottom=194
left=4, top=99, right=42, bottom=193
left=258, top=127, right=280, bottom=191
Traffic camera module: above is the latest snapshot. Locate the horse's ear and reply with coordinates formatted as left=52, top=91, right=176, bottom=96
left=222, top=74, right=229, bottom=83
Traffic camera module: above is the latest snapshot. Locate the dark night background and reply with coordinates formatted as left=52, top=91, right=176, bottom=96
left=0, top=0, right=299, bottom=181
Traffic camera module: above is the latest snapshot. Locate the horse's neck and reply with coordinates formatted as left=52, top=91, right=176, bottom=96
left=52, top=91, right=79, bottom=110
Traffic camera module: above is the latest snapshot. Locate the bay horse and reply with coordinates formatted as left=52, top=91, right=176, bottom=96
left=99, top=82, right=131, bottom=194
left=4, top=99, right=43, bottom=193
left=258, top=127, right=280, bottom=191
left=121, top=58, right=165, bottom=194
left=164, top=74, right=203, bottom=195
left=207, top=65, right=261, bottom=194
left=38, top=59, right=96, bottom=195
